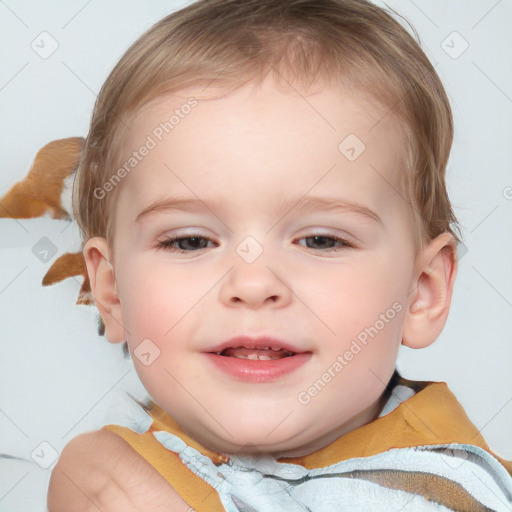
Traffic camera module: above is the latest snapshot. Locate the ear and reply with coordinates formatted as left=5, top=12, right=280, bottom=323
left=402, top=232, right=458, bottom=349
left=83, top=237, right=126, bottom=344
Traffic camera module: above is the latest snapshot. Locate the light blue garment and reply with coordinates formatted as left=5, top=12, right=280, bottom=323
left=148, top=385, right=512, bottom=511
left=153, top=430, right=512, bottom=511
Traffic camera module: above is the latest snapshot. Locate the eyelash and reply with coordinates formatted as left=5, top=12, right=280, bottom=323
left=156, top=233, right=354, bottom=253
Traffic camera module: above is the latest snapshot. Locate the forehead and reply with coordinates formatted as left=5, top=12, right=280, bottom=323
left=114, top=77, right=410, bottom=224
left=131, top=78, right=401, bottom=146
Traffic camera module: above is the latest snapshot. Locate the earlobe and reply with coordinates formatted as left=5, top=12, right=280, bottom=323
left=402, top=233, right=458, bottom=349
left=83, top=237, right=126, bottom=344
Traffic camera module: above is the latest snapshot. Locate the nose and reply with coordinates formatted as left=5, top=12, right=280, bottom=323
left=218, top=255, right=292, bottom=309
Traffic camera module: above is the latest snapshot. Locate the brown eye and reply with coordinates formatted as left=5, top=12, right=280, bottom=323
left=158, top=235, right=215, bottom=252
left=296, top=234, right=353, bottom=251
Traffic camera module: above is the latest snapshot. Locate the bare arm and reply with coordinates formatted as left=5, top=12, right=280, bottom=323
left=47, top=429, right=195, bottom=512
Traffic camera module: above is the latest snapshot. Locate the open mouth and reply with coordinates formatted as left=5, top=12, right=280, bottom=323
left=205, top=338, right=310, bottom=381
left=213, top=346, right=295, bottom=360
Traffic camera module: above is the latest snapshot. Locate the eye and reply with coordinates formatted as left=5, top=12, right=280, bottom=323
left=157, top=234, right=216, bottom=253
left=295, top=234, right=354, bottom=252
left=157, top=233, right=354, bottom=254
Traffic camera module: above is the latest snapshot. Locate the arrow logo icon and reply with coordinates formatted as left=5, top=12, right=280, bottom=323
left=32, top=237, right=58, bottom=262
left=134, top=339, right=161, bottom=366
left=440, top=31, right=468, bottom=59
left=236, top=236, right=263, bottom=263
left=338, top=134, right=366, bottom=162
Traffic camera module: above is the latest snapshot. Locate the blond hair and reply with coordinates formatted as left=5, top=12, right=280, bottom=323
left=73, top=0, right=460, bottom=250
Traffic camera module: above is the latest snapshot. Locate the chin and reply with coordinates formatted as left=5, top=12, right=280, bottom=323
left=212, top=423, right=309, bottom=456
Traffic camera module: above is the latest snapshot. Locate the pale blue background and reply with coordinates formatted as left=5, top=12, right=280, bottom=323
left=0, top=1, right=511, bottom=510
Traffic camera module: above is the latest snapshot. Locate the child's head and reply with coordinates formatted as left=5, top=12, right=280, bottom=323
left=77, top=0, right=459, bottom=456
left=75, top=0, right=458, bottom=250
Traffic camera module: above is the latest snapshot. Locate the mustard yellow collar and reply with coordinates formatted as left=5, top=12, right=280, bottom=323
left=143, top=378, right=512, bottom=475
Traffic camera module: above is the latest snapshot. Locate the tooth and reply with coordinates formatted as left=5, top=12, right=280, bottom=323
left=225, top=352, right=292, bottom=360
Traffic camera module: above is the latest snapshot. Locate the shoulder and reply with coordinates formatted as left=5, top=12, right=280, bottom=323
left=47, top=429, right=194, bottom=511
left=47, top=430, right=120, bottom=505
left=49, top=429, right=136, bottom=480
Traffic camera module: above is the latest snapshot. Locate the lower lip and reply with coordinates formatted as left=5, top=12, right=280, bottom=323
left=204, top=352, right=311, bottom=382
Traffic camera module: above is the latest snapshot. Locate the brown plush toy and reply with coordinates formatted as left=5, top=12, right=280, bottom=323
left=0, top=137, right=94, bottom=307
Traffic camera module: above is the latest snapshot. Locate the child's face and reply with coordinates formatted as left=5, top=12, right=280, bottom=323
left=107, top=77, right=422, bottom=456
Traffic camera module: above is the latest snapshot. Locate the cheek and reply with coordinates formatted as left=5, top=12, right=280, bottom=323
left=117, top=260, right=180, bottom=339
left=313, top=256, right=409, bottom=328
left=305, top=255, right=409, bottom=387
left=117, top=258, right=215, bottom=355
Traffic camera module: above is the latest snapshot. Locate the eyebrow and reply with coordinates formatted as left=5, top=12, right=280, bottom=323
left=135, top=195, right=381, bottom=224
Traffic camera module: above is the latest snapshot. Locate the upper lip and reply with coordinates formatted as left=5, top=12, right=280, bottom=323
left=204, top=336, right=305, bottom=354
